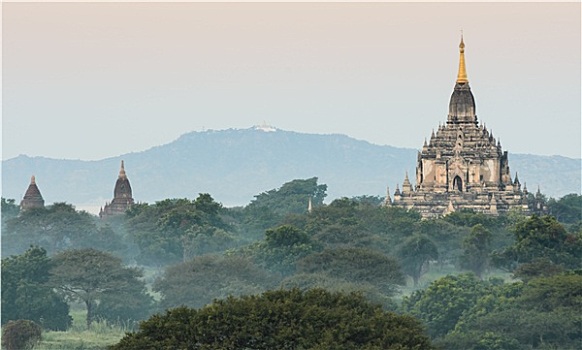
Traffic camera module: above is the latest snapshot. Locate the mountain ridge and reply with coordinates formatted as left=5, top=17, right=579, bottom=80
left=3, top=128, right=580, bottom=212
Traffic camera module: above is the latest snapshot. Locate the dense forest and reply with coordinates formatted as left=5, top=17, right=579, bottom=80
left=2, top=178, right=581, bottom=349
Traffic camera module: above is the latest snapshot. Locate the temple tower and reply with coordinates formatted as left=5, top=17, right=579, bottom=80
left=100, top=160, right=135, bottom=219
left=391, top=37, right=528, bottom=217
left=20, top=175, right=45, bottom=211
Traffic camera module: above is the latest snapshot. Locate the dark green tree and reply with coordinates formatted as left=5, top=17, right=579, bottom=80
left=125, top=195, right=231, bottom=266
left=416, top=218, right=467, bottom=269
left=110, top=289, right=434, bottom=350
left=297, top=247, right=405, bottom=296
left=2, top=202, right=125, bottom=257
left=50, top=248, right=151, bottom=328
left=460, top=224, right=492, bottom=279
left=396, top=235, right=439, bottom=287
left=492, top=215, right=582, bottom=272
left=1, top=197, right=20, bottom=222
left=234, top=225, right=317, bottom=276
left=153, top=255, right=276, bottom=311
left=401, top=273, right=498, bottom=339
left=1, top=246, right=71, bottom=330
left=547, top=193, right=582, bottom=224
left=443, top=274, right=582, bottom=349
left=249, top=177, right=327, bottom=214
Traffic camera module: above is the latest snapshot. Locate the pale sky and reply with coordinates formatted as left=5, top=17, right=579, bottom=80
left=2, top=2, right=581, bottom=160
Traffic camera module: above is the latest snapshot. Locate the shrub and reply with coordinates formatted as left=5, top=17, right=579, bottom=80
left=1, top=320, right=42, bottom=350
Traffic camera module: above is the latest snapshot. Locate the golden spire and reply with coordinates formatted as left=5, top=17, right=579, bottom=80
left=456, top=34, right=468, bottom=83
left=119, top=160, right=126, bottom=179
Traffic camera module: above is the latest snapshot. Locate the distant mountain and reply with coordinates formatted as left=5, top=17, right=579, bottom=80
left=2, top=127, right=580, bottom=212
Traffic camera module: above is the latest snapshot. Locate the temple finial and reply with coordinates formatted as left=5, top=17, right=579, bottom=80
left=119, top=160, right=126, bottom=178
left=456, top=33, right=468, bottom=83
left=31, top=175, right=36, bottom=184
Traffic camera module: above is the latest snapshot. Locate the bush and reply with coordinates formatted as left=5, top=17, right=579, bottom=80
left=1, top=320, right=42, bottom=350
left=111, top=288, right=434, bottom=349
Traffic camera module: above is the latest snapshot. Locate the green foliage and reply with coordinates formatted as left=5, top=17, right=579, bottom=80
left=1, top=197, right=20, bottom=222
left=396, top=235, right=439, bottom=286
left=443, top=274, right=582, bottom=349
left=279, top=273, right=396, bottom=310
left=234, top=225, right=318, bottom=276
left=265, top=224, right=311, bottom=247
left=297, top=247, right=405, bottom=296
left=182, top=226, right=236, bottom=260
left=1, top=246, right=72, bottom=330
left=513, top=257, right=565, bottom=282
left=401, top=274, right=498, bottom=338
left=153, top=255, right=276, bottom=311
left=125, top=194, right=231, bottom=266
left=493, top=215, right=582, bottom=272
left=547, top=193, right=582, bottom=224
left=110, top=288, right=434, bottom=350
left=1, top=320, right=42, bottom=350
left=443, top=209, right=503, bottom=230
left=248, top=177, right=327, bottom=215
left=2, top=202, right=126, bottom=257
left=415, top=218, right=467, bottom=268
left=460, top=224, right=492, bottom=279
left=242, top=178, right=327, bottom=231
left=50, top=248, right=153, bottom=329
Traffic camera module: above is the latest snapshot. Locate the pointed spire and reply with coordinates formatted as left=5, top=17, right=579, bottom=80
left=456, top=33, right=468, bottom=83
left=514, top=172, right=520, bottom=185
left=402, top=172, right=413, bottom=193
left=31, top=175, right=36, bottom=185
left=119, top=160, right=127, bottom=179
left=384, top=187, right=392, bottom=207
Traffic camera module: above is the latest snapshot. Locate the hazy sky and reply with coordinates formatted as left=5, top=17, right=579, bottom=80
left=3, top=2, right=581, bottom=161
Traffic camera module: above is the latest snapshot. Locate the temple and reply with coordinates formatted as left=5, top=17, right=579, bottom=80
left=389, top=37, right=529, bottom=218
left=99, top=160, right=134, bottom=219
left=20, top=175, right=45, bottom=211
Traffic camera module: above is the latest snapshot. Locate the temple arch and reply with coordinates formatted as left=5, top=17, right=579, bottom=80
left=453, top=175, right=463, bottom=191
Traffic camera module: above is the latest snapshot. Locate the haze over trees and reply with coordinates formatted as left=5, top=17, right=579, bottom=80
left=1, top=179, right=580, bottom=350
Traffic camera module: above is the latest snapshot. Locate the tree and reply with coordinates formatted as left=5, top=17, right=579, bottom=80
left=401, top=274, right=498, bottom=339
left=153, top=255, right=276, bottom=311
left=256, top=177, right=327, bottom=213
left=442, top=274, right=582, bottom=349
left=416, top=218, right=467, bottom=268
left=1, top=247, right=72, bottom=330
left=492, top=215, right=582, bottom=272
left=125, top=195, right=232, bottom=266
left=297, top=247, right=405, bottom=296
left=49, top=248, right=152, bottom=328
left=1, top=320, right=42, bottom=350
left=110, top=289, right=434, bottom=350
left=1, top=197, right=19, bottom=222
left=279, top=273, right=396, bottom=310
left=547, top=193, right=582, bottom=224
left=396, top=235, right=439, bottom=287
left=2, top=202, right=126, bottom=257
left=234, top=225, right=318, bottom=276
left=460, top=224, right=492, bottom=279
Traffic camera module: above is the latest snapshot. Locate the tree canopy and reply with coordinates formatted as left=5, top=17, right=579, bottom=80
left=50, top=248, right=153, bottom=328
left=1, top=246, right=71, bottom=330
left=110, top=288, right=434, bottom=350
